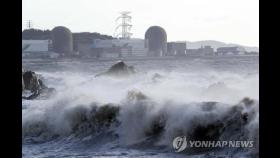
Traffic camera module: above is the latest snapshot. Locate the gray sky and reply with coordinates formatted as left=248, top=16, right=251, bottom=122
left=22, top=0, right=259, bottom=47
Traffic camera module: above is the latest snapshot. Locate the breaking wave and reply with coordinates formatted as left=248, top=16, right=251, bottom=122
left=22, top=68, right=259, bottom=157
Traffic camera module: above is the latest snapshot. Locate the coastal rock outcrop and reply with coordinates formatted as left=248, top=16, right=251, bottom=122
left=22, top=69, right=55, bottom=100
left=96, top=61, right=136, bottom=77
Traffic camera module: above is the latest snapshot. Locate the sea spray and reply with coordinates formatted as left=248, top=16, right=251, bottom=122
left=22, top=58, right=259, bottom=157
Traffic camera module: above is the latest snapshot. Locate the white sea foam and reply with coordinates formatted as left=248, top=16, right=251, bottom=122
left=22, top=57, right=259, bottom=158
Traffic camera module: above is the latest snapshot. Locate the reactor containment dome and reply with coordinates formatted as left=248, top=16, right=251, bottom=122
left=52, top=26, right=73, bottom=55
left=145, top=26, right=167, bottom=56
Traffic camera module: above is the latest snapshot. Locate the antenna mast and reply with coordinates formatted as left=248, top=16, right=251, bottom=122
left=115, top=11, right=132, bottom=39
left=26, top=20, right=33, bottom=29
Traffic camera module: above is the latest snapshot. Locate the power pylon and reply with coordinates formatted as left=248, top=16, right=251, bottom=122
left=114, top=11, right=132, bottom=39
left=26, top=20, right=33, bottom=29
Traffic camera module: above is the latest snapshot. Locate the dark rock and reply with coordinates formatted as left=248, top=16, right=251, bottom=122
left=241, top=97, right=255, bottom=107
left=96, top=61, right=136, bottom=77
left=23, top=71, right=39, bottom=92
left=127, top=90, right=148, bottom=101
left=22, top=70, right=55, bottom=100
left=22, top=91, right=41, bottom=100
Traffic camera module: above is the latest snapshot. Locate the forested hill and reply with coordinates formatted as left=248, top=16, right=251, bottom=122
left=22, top=29, right=51, bottom=40
left=22, top=29, right=114, bottom=42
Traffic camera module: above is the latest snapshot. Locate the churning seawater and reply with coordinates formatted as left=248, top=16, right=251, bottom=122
left=22, top=56, right=259, bottom=158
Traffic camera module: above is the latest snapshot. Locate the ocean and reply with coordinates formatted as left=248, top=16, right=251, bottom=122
left=22, top=56, right=259, bottom=158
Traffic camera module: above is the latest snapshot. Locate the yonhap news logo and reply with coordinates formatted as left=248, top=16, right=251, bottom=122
left=172, top=136, right=187, bottom=152
left=172, top=136, right=254, bottom=152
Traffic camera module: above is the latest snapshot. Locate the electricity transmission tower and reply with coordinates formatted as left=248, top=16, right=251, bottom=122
left=26, top=20, right=33, bottom=29
left=114, top=11, right=132, bottom=39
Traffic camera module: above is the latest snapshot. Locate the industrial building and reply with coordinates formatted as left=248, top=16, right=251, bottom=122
left=167, top=42, right=186, bottom=56
left=22, top=40, right=50, bottom=52
left=186, top=45, right=214, bottom=56
left=23, top=12, right=255, bottom=59
left=76, top=43, right=93, bottom=57
left=145, top=26, right=167, bottom=56
left=22, top=13, right=173, bottom=59
left=76, top=24, right=169, bottom=58
left=186, top=48, right=203, bottom=56
left=22, top=40, right=55, bottom=58
left=216, top=46, right=246, bottom=55
left=76, top=14, right=156, bottom=58
left=22, top=26, right=75, bottom=58
left=91, top=38, right=148, bottom=58
left=75, top=12, right=149, bottom=58
left=52, top=26, right=74, bottom=55
left=201, top=46, right=214, bottom=56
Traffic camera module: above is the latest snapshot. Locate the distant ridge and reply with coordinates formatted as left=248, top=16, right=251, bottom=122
left=184, top=40, right=259, bottom=52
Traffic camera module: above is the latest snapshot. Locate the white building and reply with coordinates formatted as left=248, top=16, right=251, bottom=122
left=22, top=40, right=50, bottom=52
left=92, top=38, right=148, bottom=57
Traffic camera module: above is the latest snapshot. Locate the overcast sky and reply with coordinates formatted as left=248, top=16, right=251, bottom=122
left=22, top=0, right=259, bottom=47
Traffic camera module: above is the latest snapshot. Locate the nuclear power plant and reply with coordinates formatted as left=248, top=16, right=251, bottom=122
left=51, top=26, right=73, bottom=55
left=22, top=12, right=255, bottom=59
left=145, top=26, right=167, bottom=56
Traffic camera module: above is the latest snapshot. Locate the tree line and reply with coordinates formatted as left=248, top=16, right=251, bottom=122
left=22, top=29, right=114, bottom=42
